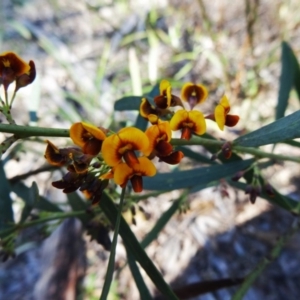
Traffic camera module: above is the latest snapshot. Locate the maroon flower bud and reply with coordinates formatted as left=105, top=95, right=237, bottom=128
left=221, top=142, right=232, bottom=159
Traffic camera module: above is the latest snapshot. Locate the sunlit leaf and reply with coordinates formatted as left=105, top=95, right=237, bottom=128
left=234, top=110, right=300, bottom=147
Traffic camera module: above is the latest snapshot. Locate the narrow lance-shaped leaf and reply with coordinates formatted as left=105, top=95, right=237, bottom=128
left=276, top=42, right=297, bottom=120
left=99, top=192, right=179, bottom=299
left=0, top=161, right=14, bottom=230
left=125, top=245, right=152, bottom=300
left=114, top=83, right=159, bottom=111
left=234, top=110, right=300, bottom=147
left=114, top=96, right=143, bottom=111
left=19, top=181, right=39, bottom=223
left=143, top=159, right=254, bottom=191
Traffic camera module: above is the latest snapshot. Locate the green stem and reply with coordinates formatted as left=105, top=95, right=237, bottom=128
left=0, top=123, right=299, bottom=163
left=9, top=89, right=17, bottom=108
left=0, top=210, right=86, bottom=238
left=234, top=145, right=300, bottom=163
left=171, top=137, right=300, bottom=163
left=0, top=123, right=69, bottom=138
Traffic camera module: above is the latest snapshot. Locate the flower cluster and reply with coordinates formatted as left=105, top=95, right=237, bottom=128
left=45, top=122, right=158, bottom=203
left=140, top=80, right=240, bottom=141
left=45, top=79, right=240, bottom=204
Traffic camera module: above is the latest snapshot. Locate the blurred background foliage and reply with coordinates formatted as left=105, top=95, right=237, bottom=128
left=1, top=0, right=300, bottom=299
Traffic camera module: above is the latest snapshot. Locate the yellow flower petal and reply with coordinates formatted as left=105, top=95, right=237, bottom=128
left=118, top=127, right=150, bottom=155
left=147, top=114, right=159, bottom=124
left=170, top=109, right=188, bottom=131
left=214, top=104, right=226, bottom=130
left=181, top=82, right=208, bottom=106
left=145, top=121, right=172, bottom=153
left=102, top=127, right=150, bottom=167
left=114, top=157, right=156, bottom=188
left=132, top=157, right=156, bottom=177
left=114, top=163, right=133, bottom=187
left=159, top=79, right=171, bottom=94
left=140, top=98, right=156, bottom=119
left=70, top=122, right=106, bottom=155
left=70, top=123, right=85, bottom=147
left=188, top=110, right=206, bottom=135
left=81, top=122, right=106, bottom=140
left=219, top=95, right=230, bottom=111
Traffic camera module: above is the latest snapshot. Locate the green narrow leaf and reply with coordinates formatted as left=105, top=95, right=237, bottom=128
left=276, top=42, right=297, bottom=120
left=99, top=192, right=178, bottom=299
left=126, top=245, right=152, bottom=300
left=114, top=83, right=159, bottom=112
left=19, top=181, right=39, bottom=223
left=143, top=159, right=254, bottom=191
left=147, top=83, right=160, bottom=99
left=234, top=110, right=300, bottom=147
left=114, top=96, right=143, bottom=111
left=134, top=113, right=148, bottom=131
left=100, top=187, right=125, bottom=300
left=290, top=48, right=300, bottom=101
left=0, top=161, right=14, bottom=230
left=177, top=146, right=216, bottom=164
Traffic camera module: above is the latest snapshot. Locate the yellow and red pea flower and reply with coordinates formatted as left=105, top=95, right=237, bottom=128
left=158, top=150, right=184, bottom=165
left=102, top=127, right=151, bottom=168
left=113, top=156, right=156, bottom=192
left=139, top=98, right=162, bottom=120
left=145, top=120, right=173, bottom=157
left=0, top=51, right=31, bottom=91
left=70, top=122, right=107, bottom=156
left=154, top=79, right=182, bottom=109
left=213, top=95, right=240, bottom=130
left=181, top=82, right=208, bottom=109
left=15, top=60, right=36, bottom=92
left=170, top=109, right=206, bottom=140
left=44, top=140, right=69, bottom=167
